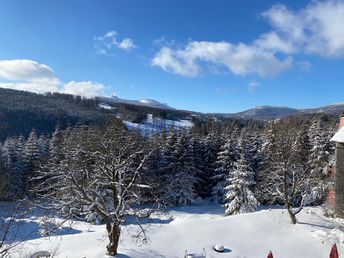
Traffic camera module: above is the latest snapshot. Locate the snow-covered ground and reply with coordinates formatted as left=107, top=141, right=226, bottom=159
left=124, top=114, right=193, bottom=135
left=6, top=202, right=344, bottom=258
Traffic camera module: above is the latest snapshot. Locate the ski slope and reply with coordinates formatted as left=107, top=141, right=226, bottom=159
left=124, top=114, right=193, bottom=135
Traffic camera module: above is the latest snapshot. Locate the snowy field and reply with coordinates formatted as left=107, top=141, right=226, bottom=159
left=123, top=114, right=193, bottom=135
left=6, top=202, right=344, bottom=258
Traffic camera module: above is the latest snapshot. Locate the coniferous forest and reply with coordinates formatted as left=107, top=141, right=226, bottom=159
left=0, top=111, right=337, bottom=210
left=1, top=88, right=341, bottom=255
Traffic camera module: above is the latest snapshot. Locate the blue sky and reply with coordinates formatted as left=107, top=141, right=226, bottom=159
left=0, top=0, right=343, bottom=113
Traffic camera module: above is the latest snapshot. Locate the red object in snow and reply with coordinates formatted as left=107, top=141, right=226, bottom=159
left=330, top=243, right=339, bottom=258
left=267, top=251, right=273, bottom=258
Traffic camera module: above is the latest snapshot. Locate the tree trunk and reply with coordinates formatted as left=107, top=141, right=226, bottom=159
left=287, top=204, right=297, bottom=224
left=106, top=221, right=121, bottom=256
left=283, top=169, right=297, bottom=224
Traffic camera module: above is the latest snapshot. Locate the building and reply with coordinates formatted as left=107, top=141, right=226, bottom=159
left=330, top=117, right=344, bottom=218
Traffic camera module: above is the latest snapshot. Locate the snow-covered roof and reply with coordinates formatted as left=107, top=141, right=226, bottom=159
left=330, top=127, right=344, bottom=143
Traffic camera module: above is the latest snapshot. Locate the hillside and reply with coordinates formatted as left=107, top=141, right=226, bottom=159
left=99, top=95, right=174, bottom=110
left=0, top=88, right=109, bottom=141
left=0, top=88, right=199, bottom=141
left=211, top=103, right=344, bottom=120
left=0, top=87, right=343, bottom=141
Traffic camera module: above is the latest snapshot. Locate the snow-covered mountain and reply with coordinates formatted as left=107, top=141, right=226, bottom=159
left=213, top=103, right=344, bottom=120
left=235, top=105, right=299, bottom=120
left=300, top=102, right=344, bottom=115
left=138, top=99, right=172, bottom=109
left=99, top=95, right=174, bottom=110
left=98, top=92, right=344, bottom=120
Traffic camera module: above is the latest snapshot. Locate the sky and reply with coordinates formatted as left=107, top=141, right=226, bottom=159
left=0, top=0, right=344, bottom=113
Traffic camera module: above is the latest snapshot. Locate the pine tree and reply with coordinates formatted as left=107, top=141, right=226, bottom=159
left=164, top=132, right=198, bottom=205
left=141, top=134, right=163, bottom=202
left=0, top=139, right=13, bottom=200
left=223, top=136, right=258, bottom=215
left=0, top=137, right=26, bottom=200
left=307, top=116, right=333, bottom=204
left=201, top=132, right=220, bottom=198
left=256, top=121, right=283, bottom=204
left=308, top=117, right=330, bottom=178
left=25, top=129, right=40, bottom=178
left=189, top=134, right=205, bottom=197
left=38, top=134, right=49, bottom=161
left=212, top=136, right=237, bottom=202
left=49, top=127, right=65, bottom=163
left=13, top=136, right=28, bottom=195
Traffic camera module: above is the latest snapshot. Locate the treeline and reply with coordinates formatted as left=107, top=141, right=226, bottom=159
left=0, top=114, right=338, bottom=217
left=0, top=88, right=109, bottom=141
left=0, top=130, right=49, bottom=200
left=106, top=101, right=195, bottom=123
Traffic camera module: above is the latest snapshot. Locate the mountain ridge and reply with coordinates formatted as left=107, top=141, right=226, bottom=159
left=97, top=93, right=344, bottom=120
left=99, top=95, right=174, bottom=110
left=208, top=103, right=344, bottom=120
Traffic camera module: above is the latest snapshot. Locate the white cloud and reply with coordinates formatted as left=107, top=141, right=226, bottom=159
left=254, top=31, right=296, bottom=54
left=94, top=30, right=137, bottom=54
left=262, top=5, right=305, bottom=43
left=0, top=59, right=60, bottom=83
left=62, top=81, right=105, bottom=98
left=152, top=46, right=201, bottom=76
left=263, top=1, right=344, bottom=57
left=117, top=38, right=136, bottom=50
left=248, top=80, right=260, bottom=93
left=152, top=0, right=344, bottom=78
left=0, top=81, right=60, bottom=93
left=0, top=59, right=105, bottom=97
left=152, top=41, right=292, bottom=78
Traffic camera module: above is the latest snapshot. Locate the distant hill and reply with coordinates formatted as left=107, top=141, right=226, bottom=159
left=235, top=106, right=299, bottom=120
left=99, top=95, right=174, bottom=110
left=0, top=88, right=194, bottom=141
left=0, top=87, right=343, bottom=141
left=212, top=103, right=344, bottom=120
left=0, top=88, right=109, bottom=141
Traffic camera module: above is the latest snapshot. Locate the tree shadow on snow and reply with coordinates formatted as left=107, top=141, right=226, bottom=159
left=169, top=202, right=225, bottom=216
left=118, top=249, right=166, bottom=258
left=124, top=216, right=173, bottom=226
left=6, top=219, right=83, bottom=243
left=298, top=221, right=337, bottom=230
left=113, top=254, right=131, bottom=258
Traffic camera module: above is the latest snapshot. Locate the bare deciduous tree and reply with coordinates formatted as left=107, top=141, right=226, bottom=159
left=32, top=122, right=155, bottom=255
left=265, top=119, right=313, bottom=224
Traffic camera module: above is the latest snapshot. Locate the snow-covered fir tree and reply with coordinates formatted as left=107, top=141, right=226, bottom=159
left=222, top=133, right=258, bottom=215
left=306, top=116, right=336, bottom=204
left=256, top=121, right=283, bottom=204
left=164, top=132, right=198, bottom=205
left=201, top=132, right=220, bottom=198
left=189, top=134, right=205, bottom=197
left=25, top=129, right=40, bottom=177
left=212, top=135, right=237, bottom=202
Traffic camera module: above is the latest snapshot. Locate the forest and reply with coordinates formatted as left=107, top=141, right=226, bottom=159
left=0, top=88, right=108, bottom=141
left=0, top=112, right=339, bottom=254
